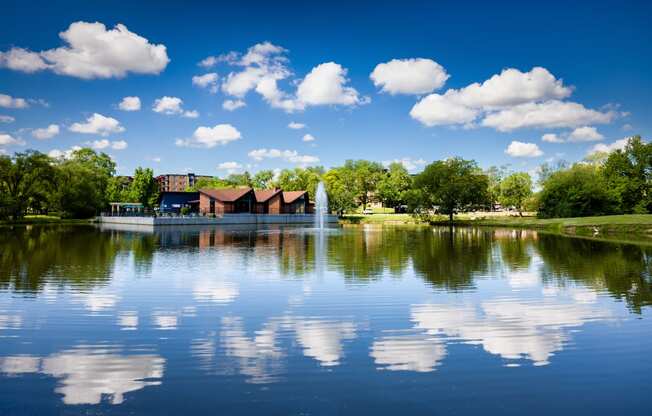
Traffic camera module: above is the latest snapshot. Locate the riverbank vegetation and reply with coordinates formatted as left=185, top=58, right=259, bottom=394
left=1, top=136, right=649, bottom=225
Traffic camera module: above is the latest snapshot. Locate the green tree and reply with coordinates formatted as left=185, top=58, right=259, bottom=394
left=537, top=164, right=617, bottom=218
left=275, top=167, right=323, bottom=199
left=106, top=176, right=132, bottom=202
left=323, top=167, right=357, bottom=215
left=51, top=148, right=116, bottom=218
left=413, top=157, right=489, bottom=222
left=187, top=176, right=230, bottom=191
left=344, top=160, right=384, bottom=209
left=0, top=151, right=56, bottom=219
left=252, top=170, right=275, bottom=189
left=127, top=167, right=159, bottom=208
left=376, top=162, right=412, bottom=209
left=499, top=172, right=533, bottom=216
left=601, top=136, right=651, bottom=213
left=485, top=165, right=510, bottom=210
left=225, top=171, right=253, bottom=187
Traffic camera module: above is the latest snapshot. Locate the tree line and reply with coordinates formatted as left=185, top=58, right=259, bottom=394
left=1, top=136, right=649, bottom=220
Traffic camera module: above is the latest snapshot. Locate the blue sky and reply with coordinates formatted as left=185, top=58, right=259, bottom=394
left=1, top=0, right=650, bottom=176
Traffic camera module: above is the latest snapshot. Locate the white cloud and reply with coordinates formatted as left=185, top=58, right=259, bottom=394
left=222, top=99, right=246, bottom=111
left=371, top=333, right=446, bottom=372
left=0, top=134, right=25, bottom=146
left=505, top=141, right=543, bottom=157
left=568, top=126, right=604, bottom=142
left=588, top=137, right=631, bottom=155
left=302, top=134, right=316, bottom=142
left=216, top=161, right=244, bottom=174
left=111, top=140, right=128, bottom=150
left=118, top=96, right=141, bottom=111
left=410, top=93, right=479, bottom=126
left=192, top=72, right=219, bottom=93
left=482, top=100, right=615, bottom=132
left=370, top=58, right=449, bottom=95
left=291, top=319, right=356, bottom=367
left=32, top=124, right=60, bottom=140
left=541, top=133, right=564, bottom=143
left=216, top=43, right=366, bottom=113
left=175, top=124, right=242, bottom=148
left=382, top=157, right=427, bottom=173
left=288, top=122, right=305, bottom=129
left=248, top=148, right=319, bottom=165
left=48, top=145, right=82, bottom=159
left=0, top=115, right=15, bottom=123
left=152, top=96, right=198, bottom=117
left=0, top=93, right=29, bottom=109
left=0, top=22, right=169, bottom=79
left=69, top=113, right=125, bottom=136
left=296, top=62, right=367, bottom=107
left=622, top=123, right=633, bottom=131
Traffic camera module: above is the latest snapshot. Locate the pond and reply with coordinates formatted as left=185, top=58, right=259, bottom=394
left=0, top=224, right=650, bottom=415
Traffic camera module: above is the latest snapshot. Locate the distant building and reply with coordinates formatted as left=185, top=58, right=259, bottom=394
left=158, top=192, right=200, bottom=213
left=156, top=173, right=212, bottom=192
left=197, top=188, right=313, bottom=215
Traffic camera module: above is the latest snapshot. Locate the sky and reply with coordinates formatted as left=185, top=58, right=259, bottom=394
left=1, top=0, right=650, bottom=177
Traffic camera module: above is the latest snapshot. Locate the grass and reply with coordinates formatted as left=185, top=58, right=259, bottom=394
left=0, top=215, right=95, bottom=226
left=341, top=212, right=652, bottom=242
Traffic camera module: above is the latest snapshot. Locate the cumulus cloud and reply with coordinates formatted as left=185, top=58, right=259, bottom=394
left=541, top=133, right=564, bottom=143
left=410, top=93, right=479, bottom=126
left=370, top=58, right=449, bottom=95
left=118, top=96, right=141, bottom=111
left=0, top=115, right=15, bottom=123
left=192, top=72, right=219, bottom=93
left=32, top=124, right=60, bottom=140
left=302, top=134, right=316, bottom=142
left=482, top=100, right=615, bottom=132
left=208, top=42, right=366, bottom=113
left=48, top=145, right=82, bottom=159
left=85, top=139, right=128, bottom=150
left=0, top=93, right=29, bottom=109
left=568, top=126, right=604, bottom=142
left=382, top=157, right=427, bottom=173
left=588, top=137, right=632, bottom=155
left=222, top=99, right=246, bottom=111
left=0, top=133, right=25, bottom=146
left=175, top=124, right=242, bottom=148
left=152, top=96, right=198, bottom=118
left=69, top=113, right=125, bottom=136
left=288, top=122, right=305, bottom=129
left=216, top=161, right=244, bottom=174
left=248, top=148, right=319, bottom=165
left=0, top=22, right=169, bottom=79
left=505, top=141, right=543, bottom=157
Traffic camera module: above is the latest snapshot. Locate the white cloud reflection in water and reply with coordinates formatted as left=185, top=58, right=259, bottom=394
left=0, top=345, right=164, bottom=405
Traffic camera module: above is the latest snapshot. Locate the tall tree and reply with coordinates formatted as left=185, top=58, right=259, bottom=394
left=225, top=171, right=254, bottom=188
left=344, top=160, right=384, bottom=209
left=0, top=151, right=56, bottom=219
left=376, top=162, right=412, bottom=209
left=323, top=167, right=357, bottom=215
left=128, top=167, right=159, bottom=208
left=187, top=176, right=230, bottom=191
left=252, top=170, right=275, bottom=189
left=485, top=165, right=510, bottom=210
left=413, top=157, right=489, bottom=222
left=499, top=172, right=533, bottom=216
left=601, top=136, right=651, bottom=213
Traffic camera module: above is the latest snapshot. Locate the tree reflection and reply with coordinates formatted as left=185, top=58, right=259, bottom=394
left=536, top=235, right=652, bottom=313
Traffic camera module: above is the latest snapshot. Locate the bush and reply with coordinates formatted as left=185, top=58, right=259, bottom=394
left=537, top=164, right=618, bottom=218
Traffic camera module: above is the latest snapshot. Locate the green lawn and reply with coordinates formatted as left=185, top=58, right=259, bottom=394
left=0, top=215, right=94, bottom=226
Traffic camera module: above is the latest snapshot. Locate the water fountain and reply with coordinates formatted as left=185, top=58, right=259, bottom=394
left=314, top=181, right=328, bottom=230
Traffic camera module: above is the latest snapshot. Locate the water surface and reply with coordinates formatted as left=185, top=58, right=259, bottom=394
left=1, top=224, right=650, bottom=414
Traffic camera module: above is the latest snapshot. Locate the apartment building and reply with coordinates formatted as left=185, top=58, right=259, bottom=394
left=155, top=173, right=211, bottom=192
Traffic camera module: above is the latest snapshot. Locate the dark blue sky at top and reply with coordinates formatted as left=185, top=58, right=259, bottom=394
left=1, top=0, right=650, bottom=175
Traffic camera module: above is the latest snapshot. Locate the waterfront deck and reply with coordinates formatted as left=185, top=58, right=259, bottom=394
left=98, top=213, right=339, bottom=226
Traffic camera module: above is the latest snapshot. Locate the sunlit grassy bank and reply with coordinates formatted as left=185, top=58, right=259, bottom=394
left=0, top=215, right=94, bottom=226
left=341, top=213, right=652, bottom=242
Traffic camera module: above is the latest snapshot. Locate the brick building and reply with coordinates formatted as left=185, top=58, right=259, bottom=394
left=156, top=173, right=212, bottom=192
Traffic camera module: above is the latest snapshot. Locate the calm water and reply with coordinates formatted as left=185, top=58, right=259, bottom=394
left=1, top=224, right=650, bottom=415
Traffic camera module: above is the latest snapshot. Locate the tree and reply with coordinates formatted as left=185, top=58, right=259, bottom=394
left=601, top=136, right=651, bottom=214
left=225, top=171, right=253, bottom=188
left=413, top=157, right=489, bottom=222
left=127, top=167, right=159, bottom=208
left=537, top=164, right=617, bottom=218
left=0, top=151, right=56, bottom=219
left=485, top=165, right=510, bottom=210
left=275, top=167, right=324, bottom=199
left=51, top=148, right=116, bottom=218
left=323, top=167, right=357, bottom=215
left=252, top=170, right=275, bottom=189
left=376, top=162, right=412, bottom=209
left=106, top=176, right=132, bottom=202
left=344, top=160, right=384, bottom=209
left=499, top=172, right=533, bottom=216
left=188, top=176, right=229, bottom=191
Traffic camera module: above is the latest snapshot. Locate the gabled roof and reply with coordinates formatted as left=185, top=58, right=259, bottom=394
left=199, top=187, right=253, bottom=202
left=282, top=191, right=308, bottom=204
left=254, top=189, right=282, bottom=203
